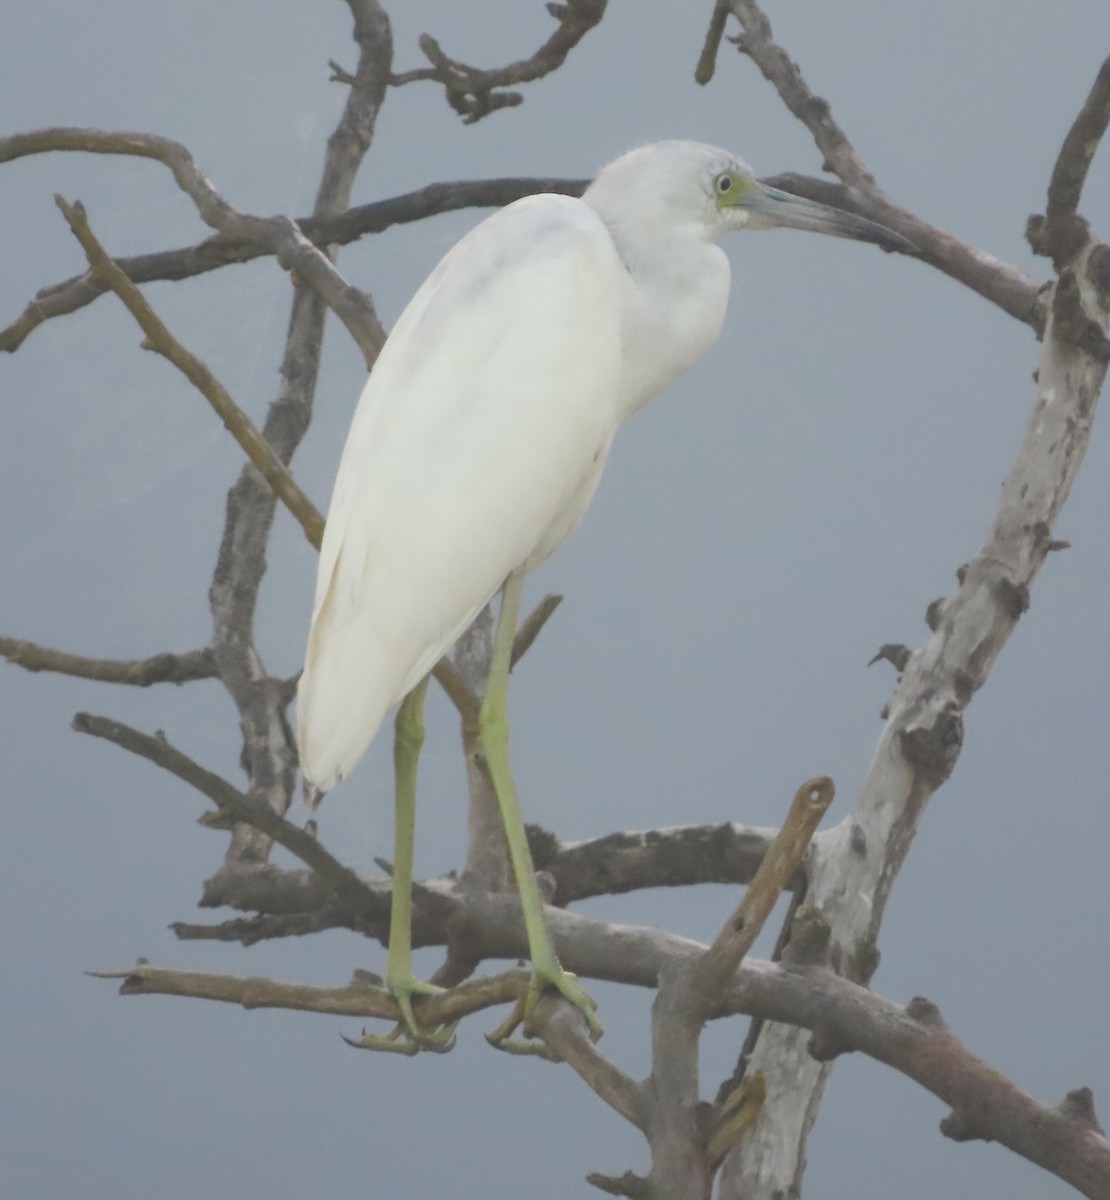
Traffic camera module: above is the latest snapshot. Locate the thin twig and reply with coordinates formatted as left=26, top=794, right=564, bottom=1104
left=727, top=0, right=876, bottom=191
left=510, top=593, right=563, bottom=668
left=393, top=0, right=609, bottom=124
left=71, top=712, right=390, bottom=925
left=0, top=128, right=237, bottom=222
left=54, top=196, right=326, bottom=549
left=72, top=711, right=247, bottom=809
left=0, top=638, right=215, bottom=686
left=0, top=127, right=385, bottom=362
left=694, top=777, right=833, bottom=1004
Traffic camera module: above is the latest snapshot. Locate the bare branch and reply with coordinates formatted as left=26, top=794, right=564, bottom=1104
left=93, top=921, right=1110, bottom=1200
left=2, top=126, right=385, bottom=362
left=531, top=994, right=647, bottom=1131
left=633, top=779, right=831, bottom=1199
left=72, top=711, right=248, bottom=810
left=1029, top=54, right=1110, bottom=267
left=196, top=861, right=358, bottom=917
left=723, top=117, right=1110, bottom=1200
left=71, top=712, right=393, bottom=927
left=0, top=127, right=238, bottom=224
left=54, top=196, right=326, bottom=549
left=510, top=592, right=563, bottom=668
left=171, top=910, right=352, bottom=944
left=92, top=961, right=529, bottom=1027
left=697, top=3, right=1046, bottom=331
left=725, top=948, right=1110, bottom=1200
left=695, top=778, right=832, bottom=1004
left=471, top=892, right=1110, bottom=1199
left=0, top=638, right=215, bottom=686
left=545, top=821, right=779, bottom=905
left=204, top=2, right=393, bottom=869
left=726, top=0, right=876, bottom=191
left=762, top=172, right=1044, bottom=331
left=4, top=158, right=1043, bottom=355
left=694, top=1, right=731, bottom=85
left=644, top=960, right=712, bottom=1199
left=393, top=0, right=609, bottom=124
left=183, top=814, right=782, bottom=931
left=586, top=1171, right=650, bottom=1198
left=0, top=176, right=590, bottom=354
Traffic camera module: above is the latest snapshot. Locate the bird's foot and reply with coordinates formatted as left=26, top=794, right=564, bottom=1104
left=353, top=976, right=457, bottom=1055
left=486, top=962, right=602, bottom=1056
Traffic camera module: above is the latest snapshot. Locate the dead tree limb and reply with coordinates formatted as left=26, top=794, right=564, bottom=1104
left=0, top=639, right=215, bottom=686
left=391, top=0, right=609, bottom=123
left=718, top=43, right=1110, bottom=1200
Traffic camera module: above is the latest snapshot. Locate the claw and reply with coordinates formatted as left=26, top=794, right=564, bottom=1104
left=347, top=976, right=458, bottom=1055
left=355, top=1023, right=457, bottom=1055
left=526, top=963, right=603, bottom=1043
left=486, top=966, right=603, bottom=1056
left=485, top=997, right=559, bottom=1059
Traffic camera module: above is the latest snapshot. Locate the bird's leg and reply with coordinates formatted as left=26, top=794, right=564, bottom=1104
left=481, top=568, right=603, bottom=1046
left=357, top=677, right=456, bottom=1054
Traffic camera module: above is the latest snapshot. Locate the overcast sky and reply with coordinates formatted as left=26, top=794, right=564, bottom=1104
left=3, top=2, right=1109, bottom=1197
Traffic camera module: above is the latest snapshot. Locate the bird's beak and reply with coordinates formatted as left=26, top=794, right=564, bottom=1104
left=734, top=182, right=912, bottom=252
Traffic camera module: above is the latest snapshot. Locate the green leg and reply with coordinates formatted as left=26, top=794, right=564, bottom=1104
left=359, top=676, right=455, bottom=1054
left=481, top=568, right=603, bottom=1043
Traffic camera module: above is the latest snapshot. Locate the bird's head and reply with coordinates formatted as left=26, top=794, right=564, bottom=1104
left=586, top=140, right=909, bottom=252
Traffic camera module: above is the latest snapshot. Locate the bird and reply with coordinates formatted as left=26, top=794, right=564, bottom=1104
left=296, top=140, right=906, bottom=1050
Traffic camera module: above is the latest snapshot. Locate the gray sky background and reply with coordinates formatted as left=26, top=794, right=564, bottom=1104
left=3, top=3, right=1109, bottom=1197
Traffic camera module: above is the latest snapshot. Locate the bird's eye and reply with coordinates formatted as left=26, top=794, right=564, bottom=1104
left=716, top=174, right=733, bottom=194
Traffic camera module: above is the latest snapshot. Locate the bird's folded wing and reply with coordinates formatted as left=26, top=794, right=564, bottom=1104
left=297, top=193, right=625, bottom=789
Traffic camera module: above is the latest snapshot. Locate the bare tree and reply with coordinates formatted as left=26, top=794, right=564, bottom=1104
left=3, top=2, right=1108, bottom=1197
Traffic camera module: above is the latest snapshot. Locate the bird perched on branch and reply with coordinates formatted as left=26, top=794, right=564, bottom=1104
left=296, top=140, right=907, bottom=1051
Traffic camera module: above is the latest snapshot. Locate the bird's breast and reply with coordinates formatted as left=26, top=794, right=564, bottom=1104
left=615, top=243, right=731, bottom=419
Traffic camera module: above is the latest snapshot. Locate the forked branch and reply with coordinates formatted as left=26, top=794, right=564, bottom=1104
left=0, top=174, right=589, bottom=354
left=0, top=127, right=386, bottom=362
left=71, top=712, right=392, bottom=928
left=54, top=196, right=326, bottom=549
left=392, top=0, right=609, bottom=123
left=93, top=932, right=1110, bottom=1197
left=695, top=1, right=1045, bottom=332
left=695, top=777, right=832, bottom=1004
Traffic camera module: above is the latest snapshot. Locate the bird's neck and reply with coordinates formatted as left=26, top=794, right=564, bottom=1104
left=606, top=222, right=732, bottom=421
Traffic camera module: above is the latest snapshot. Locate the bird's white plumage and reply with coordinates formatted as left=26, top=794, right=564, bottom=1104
left=296, top=140, right=898, bottom=792
left=299, top=195, right=626, bottom=787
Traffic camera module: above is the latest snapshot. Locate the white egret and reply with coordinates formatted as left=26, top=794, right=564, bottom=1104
left=297, top=141, right=905, bottom=1049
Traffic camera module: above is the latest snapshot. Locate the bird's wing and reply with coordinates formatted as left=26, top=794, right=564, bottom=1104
left=297, top=194, right=625, bottom=789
